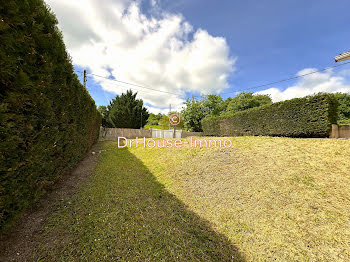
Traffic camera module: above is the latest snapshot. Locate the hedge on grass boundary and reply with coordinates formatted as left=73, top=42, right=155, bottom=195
left=0, top=0, right=101, bottom=230
left=202, top=94, right=338, bottom=138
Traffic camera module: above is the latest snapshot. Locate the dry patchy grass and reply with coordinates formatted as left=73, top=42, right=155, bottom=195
left=129, top=137, right=350, bottom=261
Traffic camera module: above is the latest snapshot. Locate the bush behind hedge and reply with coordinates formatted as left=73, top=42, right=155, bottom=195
left=0, top=0, right=101, bottom=230
left=202, top=94, right=338, bottom=138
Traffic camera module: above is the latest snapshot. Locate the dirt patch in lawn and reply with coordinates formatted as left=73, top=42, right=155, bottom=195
left=0, top=142, right=102, bottom=262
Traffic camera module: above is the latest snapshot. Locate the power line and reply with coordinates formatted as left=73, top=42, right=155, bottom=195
left=80, top=72, right=157, bottom=102
left=78, top=71, right=183, bottom=96
left=219, top=61, right=350, bottom=96
left=84, top=75, right=178, bottom=97
left=77, top=60, right=350, bottom=99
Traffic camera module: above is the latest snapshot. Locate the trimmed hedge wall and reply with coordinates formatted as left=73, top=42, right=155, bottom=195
left=0, top=0, right=101, bottom=229
left=202, top=94, right=338, bottom=138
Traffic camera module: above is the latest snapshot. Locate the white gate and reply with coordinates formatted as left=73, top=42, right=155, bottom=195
left=151, top=129, right=182, bottom=138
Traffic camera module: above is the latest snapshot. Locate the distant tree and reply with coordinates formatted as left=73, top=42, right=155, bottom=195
left=202, top=94, right=224, bottom=116
left=107, top=90, right=149, bottom=128
left=181, top=98, right=205, bottom=132
left=158, top=114, right=171, bottom=129
left=222, top=97, right=232, bottom=112
left=334, top=93, right=350, bottom=124
left=146, top=113, right=163, bottom=126
left=156, top=112, right=184, bottom=130
left=181, top=92, right=271, bottom=131
left=98, top=106, right=113, bottom=127
left=226, top=92, right=272, bottom=113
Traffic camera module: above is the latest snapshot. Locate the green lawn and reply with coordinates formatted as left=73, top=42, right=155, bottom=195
left=33, top=137, right=350, bottom=261
left=33, top=140, right=243, bottom=261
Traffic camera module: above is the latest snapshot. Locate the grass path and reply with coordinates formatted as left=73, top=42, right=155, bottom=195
left=31, top=141, right=244, bottom=261
left=0, top=143, right=102, bottom=262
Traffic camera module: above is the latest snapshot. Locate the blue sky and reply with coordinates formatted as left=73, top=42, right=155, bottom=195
left=47, top=0, right=350, bottom=113
left=158, top=0, right=350, bottom=94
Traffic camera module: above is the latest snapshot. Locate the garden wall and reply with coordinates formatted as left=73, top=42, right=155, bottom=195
left=331, top=125, right=350, bottom=138
left=202, top=94, right=338, bottom=138
left=181, top=131, right=203, bottom=138
left=99, top=128, right=202, bottom=140
left=99, top=128, right=152, bottom=140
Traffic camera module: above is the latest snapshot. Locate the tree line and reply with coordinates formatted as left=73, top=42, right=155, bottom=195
left=99, top=90, right=350, bottom=131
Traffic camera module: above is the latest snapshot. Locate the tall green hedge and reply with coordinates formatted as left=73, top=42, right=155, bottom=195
left=202, top=94, right=338, bottom=138
left=0, top=0, right=101, bottom=229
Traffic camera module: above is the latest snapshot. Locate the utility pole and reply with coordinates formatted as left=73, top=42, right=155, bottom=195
left=140, top=110, right=142, bottom=129
left=83, top=70, right=87, bottom=88
left=169, top=104, right=171, bottom=130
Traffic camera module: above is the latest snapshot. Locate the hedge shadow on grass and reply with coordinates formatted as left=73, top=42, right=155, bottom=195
left=32, top=145, right=245, bottom=261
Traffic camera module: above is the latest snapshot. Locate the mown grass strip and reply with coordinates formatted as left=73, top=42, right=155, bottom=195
left=33, top=141, right=244, bottom=261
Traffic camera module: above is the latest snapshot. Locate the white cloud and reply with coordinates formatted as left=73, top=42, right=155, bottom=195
left=45, top=0, right=235, bottom=112
left=256, top=69, right=350, bottom=102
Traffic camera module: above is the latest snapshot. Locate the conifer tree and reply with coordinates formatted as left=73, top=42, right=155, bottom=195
left=107, top=90, right=149, bottom=128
